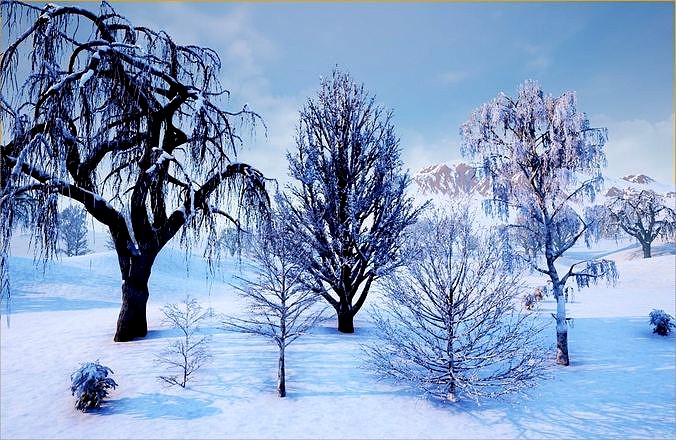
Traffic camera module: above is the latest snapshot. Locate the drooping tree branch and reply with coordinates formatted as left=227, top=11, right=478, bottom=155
left=0, top=0, right=270, bottom=340
left=461, top=80, right=617, bottom=366
left=602, top=189, right=675, bottom=258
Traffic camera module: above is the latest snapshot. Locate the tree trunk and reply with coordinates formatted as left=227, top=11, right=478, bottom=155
left=114, top=276, right=150, bottom=342
left=555, top=289, right=569, bottom=366
left=556, top=329, right=569, bottom=366
left=278, top=344, right=286, bottom=398
left=337, top=310, right=355, bottom=333
left=641, top=241, right=652, bottom=258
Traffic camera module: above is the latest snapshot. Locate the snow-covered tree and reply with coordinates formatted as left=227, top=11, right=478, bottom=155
left=156, top=296, right=212, bottom=388
left=58, top=205, right=89, bottom=256
left=0, top=1, right=269, bottom=341
left=604, top=190, right=675, bottom=258
left=70, top=361, right=118, bottom=412
left=460, top=80, right=618, bottom=365
left=215, top=226, right=254, bottom=258
left=366, top=209, right=548, bottom=402
left=285, top=69, right=420, bottom=333
left=223, top=204, right=327, bottom=397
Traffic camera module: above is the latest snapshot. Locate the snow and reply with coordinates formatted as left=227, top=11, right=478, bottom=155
left=77, top=69, right=94, bottom=89
left=1, top=238, right=674, bottom=439
left=602, top=173, right=675, bottom=198
left=146, top=151, right=174, bottom=175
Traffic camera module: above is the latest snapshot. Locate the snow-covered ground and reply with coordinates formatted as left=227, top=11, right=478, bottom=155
left=1, top=240, right=675, bottom=439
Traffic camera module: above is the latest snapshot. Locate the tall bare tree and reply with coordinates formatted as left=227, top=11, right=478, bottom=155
left=285, top=69, right=420, bottom=333
left=223, top=204, right=327, bottom=397
left=0, top=1, right=269, bottom=341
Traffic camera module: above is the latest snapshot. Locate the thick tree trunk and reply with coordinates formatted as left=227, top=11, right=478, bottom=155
left=337, top=310, right=355, bottom=333
left=114, top=278, right=149, bottom=342
left=641, top=241, right=652, bottom=258
left=278, top=345, right=286, bottom=398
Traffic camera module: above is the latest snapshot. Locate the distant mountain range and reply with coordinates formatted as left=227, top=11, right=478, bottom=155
left=412, top=161, right=675, bottom=204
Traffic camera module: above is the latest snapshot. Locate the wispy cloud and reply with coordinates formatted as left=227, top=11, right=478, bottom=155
left=118, top=3, right=277, bottom=92
left=399, top=129, right=463, bottom=175
left=436, top=69, right=469, bottom=85
left=117, top=3, right=301, bottom=184
left=594, top=113, right=674, bottom=183
left=521, top=43, right=552, bottom=71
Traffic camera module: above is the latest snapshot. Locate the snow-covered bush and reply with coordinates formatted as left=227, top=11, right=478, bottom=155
left=70, top=361, right=117, bottom=412
left=649, top=309, right=675, bottom=336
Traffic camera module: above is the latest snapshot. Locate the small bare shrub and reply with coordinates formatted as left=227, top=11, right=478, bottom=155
left=156, top=297, right=212, bottom=388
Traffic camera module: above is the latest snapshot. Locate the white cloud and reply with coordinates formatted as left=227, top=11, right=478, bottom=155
left=437, top=69, right=468, bottom=85
left=116, top=3, right=300, bottom=186
left=521, top=43, right=551, bottom=72
left=593, top=113, right=674, bottom=183
left=237, top=95, right=303, bottom=189
left=117, top=3, right=276, bottom=91
left=399, top=130, right=463, bottom=175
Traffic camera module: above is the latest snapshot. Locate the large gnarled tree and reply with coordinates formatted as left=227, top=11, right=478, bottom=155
left=604, top=189, right=675, bottom=258
left=285, top=69, right=420, bottom=333
left=461, top=80, right=617, bottom=365
left=0, top=1, right=269, bottom=341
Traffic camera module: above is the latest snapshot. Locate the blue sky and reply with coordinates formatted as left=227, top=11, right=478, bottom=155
left=113, top=1, right=674, bottom=184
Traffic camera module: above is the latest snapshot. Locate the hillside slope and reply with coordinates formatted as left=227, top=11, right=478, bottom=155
left=1, top=242, right=674, bottom=439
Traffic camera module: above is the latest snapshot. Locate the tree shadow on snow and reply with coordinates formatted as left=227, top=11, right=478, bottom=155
left=462, top=317, right=676, bottom=438
left=144, top=325, right=225, bottom=340
left=96, top=393, right=221, bottom=420
left=1, top=296, right=118, bottom=314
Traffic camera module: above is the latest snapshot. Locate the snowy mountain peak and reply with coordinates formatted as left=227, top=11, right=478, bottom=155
left=413, top=161, right=490, bottom=197
left=604, top=173, right=674, bottom=198
left=413, top=162, right=674, bottom=204
left=622, top=174, right=655, bottom=185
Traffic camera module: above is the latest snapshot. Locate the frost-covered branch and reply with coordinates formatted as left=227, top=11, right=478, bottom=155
left=461, top=80, right=614, bottom=366
left=156, top=296, right=212, bottom=388
left=222, top=206, right=328, bottom=397
left=284, top=68, right=421, bottom=333
left=602, top=189, right=675, bottom=258
left=365, top=208, right=548, bottom=403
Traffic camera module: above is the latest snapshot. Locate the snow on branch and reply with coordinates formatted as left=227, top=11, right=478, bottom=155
left=222, top=209, right=328, bottom=397
left=460, top=80, right=614, bottom=366
left=1, top=0, right=271, bottom=289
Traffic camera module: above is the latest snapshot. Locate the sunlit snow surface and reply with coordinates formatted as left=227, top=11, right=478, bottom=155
left=1, top=238, right=674, bottom=439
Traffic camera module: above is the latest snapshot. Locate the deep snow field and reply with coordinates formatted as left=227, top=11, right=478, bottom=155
left=1, top=237, right=675, bottom=439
